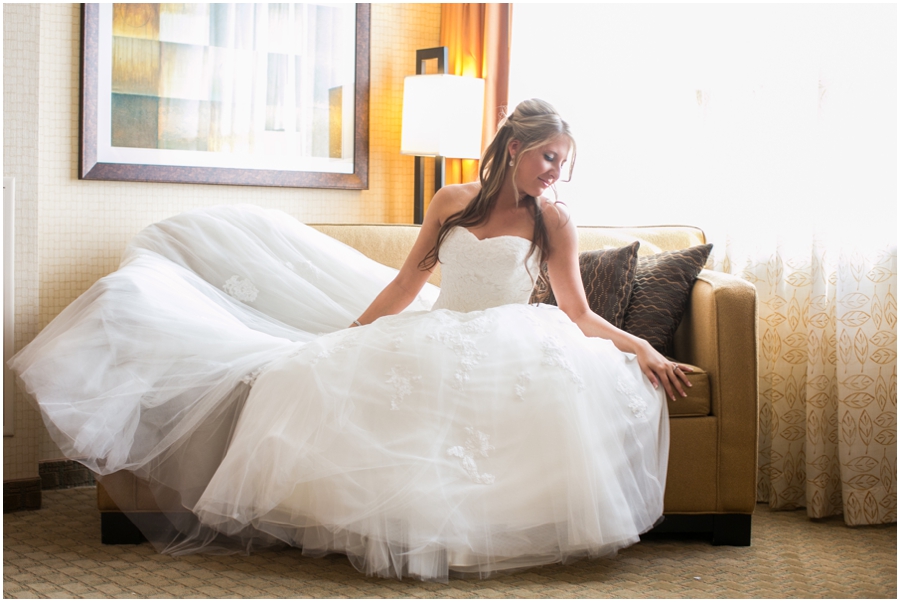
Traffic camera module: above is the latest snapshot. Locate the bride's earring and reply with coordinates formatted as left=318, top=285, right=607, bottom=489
left=508, top=160, right=514, bottom=167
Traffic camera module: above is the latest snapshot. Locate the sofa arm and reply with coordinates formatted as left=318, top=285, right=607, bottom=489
left=673, top=269, right=759, bottom=513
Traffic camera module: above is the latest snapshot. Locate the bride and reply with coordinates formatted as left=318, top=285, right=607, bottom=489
left=11, top=99, right=690, bottom=581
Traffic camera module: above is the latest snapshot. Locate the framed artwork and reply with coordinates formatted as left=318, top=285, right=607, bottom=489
left=80, top=3, right=369, bottom=189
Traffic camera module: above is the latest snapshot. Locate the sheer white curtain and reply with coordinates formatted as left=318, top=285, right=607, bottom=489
left=510, top=3, right=896, bottom=525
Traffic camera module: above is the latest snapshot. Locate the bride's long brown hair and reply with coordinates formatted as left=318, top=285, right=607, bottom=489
left=418, top=99, right=576, bottom=273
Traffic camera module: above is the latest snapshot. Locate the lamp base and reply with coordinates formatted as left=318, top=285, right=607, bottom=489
left=413, top=156, right=445, bottom=225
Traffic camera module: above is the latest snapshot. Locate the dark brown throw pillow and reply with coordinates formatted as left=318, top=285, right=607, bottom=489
left=530, top=241, right=640, bottom=329
left=623, top=244, right=713, bottom=356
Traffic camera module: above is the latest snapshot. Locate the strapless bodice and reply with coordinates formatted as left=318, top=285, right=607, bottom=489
left=431, top=227, right=540, bottom=313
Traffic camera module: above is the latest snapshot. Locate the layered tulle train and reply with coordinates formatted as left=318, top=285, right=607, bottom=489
left=9, top=204, right=668, bottom=581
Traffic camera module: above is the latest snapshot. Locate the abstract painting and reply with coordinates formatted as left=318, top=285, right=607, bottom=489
left=81, top=3, right=369, bottom=189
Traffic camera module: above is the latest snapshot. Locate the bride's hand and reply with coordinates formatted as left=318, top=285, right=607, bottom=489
left=635, top=340, right=693, bottom=401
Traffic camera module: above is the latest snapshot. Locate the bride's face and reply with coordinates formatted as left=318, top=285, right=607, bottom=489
left=509, top=136, right=572, bottom=199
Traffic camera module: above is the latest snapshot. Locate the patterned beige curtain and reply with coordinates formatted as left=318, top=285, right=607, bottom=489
left=712, top=240, right=897, bottom=525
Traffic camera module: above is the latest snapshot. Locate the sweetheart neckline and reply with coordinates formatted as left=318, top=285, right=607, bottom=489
left=459, top=227, right=532, bottom=246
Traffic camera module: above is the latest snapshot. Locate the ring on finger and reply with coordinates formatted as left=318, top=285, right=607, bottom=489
left=672, top=363, right=680, bottom=371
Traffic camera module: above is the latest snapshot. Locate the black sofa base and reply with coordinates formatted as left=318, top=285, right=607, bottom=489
left=101, top=511, right=752, bottom=547
left=643, top=513, right=752, bottom=546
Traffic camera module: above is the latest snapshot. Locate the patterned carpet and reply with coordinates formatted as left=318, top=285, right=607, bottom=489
left=3, top=487, right=896, bottom=598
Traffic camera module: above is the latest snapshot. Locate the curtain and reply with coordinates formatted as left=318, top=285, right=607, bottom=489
left=675, top=4, right=897, bottom=525
left=440, top=3, right=511, bottom=185
left=508, top=3, right=897, bottom=526
left=713, top=240, right=897, bottom=525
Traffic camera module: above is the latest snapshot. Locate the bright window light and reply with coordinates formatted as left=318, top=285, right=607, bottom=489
left=509, top=4, right=896, bottom=247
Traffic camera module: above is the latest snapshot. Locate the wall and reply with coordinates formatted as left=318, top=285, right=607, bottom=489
left=3, top=3, right=43, bottom=483
left=3, top=3, right=441, bottom=479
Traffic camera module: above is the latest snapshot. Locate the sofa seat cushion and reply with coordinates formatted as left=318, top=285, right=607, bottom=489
left=666, top=363, right=710, bottom=418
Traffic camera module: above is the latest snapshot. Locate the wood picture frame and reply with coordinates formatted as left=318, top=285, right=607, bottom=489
left=80, top=3, right=369, bottom=189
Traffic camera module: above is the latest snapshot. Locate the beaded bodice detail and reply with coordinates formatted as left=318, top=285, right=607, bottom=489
left=431, top=227, right=540, bottom=313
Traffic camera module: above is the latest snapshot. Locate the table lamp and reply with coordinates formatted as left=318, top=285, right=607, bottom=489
left=401, top=47, right=485, bottom=224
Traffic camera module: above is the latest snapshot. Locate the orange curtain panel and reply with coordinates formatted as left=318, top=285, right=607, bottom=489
left=440, top=3, right=511, bottom=185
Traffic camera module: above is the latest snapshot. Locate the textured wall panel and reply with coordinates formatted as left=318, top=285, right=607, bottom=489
left=3, top=3, right=43, bottom=481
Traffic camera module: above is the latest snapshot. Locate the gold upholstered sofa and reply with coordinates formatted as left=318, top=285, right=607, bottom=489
left=97, top=223, right=759, bottom=547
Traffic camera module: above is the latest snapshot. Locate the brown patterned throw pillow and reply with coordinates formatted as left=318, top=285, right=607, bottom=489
left=623, top=244, right=713, bottom=356
left=530, top=241, right=640, bottom=329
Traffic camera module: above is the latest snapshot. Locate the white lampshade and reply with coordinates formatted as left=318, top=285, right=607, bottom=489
left=400, top=74, right=485, bottom=159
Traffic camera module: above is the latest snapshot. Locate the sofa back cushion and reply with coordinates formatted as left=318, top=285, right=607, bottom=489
left=575, top=225, right=706, bottom=256
left=310, top=224, right=443, bottom=285
left=310, top=223, right=706, bottom=288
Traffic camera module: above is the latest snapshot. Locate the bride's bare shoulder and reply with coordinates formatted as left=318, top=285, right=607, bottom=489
left=430, top=182, right=481, bottom=221
left=538, top=196, right=574, bottom=234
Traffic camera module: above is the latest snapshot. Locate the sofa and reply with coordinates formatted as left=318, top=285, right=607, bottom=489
left=97, top=222, right=759, bottom=547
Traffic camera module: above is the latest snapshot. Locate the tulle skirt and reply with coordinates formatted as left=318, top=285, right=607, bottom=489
left=9, top=205, right=667, bottom=581
left=196, top=304, right=669, bottom=580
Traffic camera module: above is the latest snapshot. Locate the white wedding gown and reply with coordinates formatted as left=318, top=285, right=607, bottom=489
left=10, top=204, right=668, bottom=581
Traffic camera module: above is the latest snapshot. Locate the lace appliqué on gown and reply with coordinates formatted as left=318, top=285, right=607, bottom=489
left=241, top=367, right=265, bottom=386
left=616, top=374, right=649, bottom=420
left=447, top=427, right=496, bottom=485
left=295, top=259, right=321, bottom=281
left=427, top=314, right=495, bottom=390
left=541, top=335, right=586, bottom=391
left=223, top=275, right=259, bottom=302
left=386, top=366, right=421, bottom=411
left=515, top=371, right=532, bottom=401
left=278, top=333, right=355, bottom=370
left=313, top=340, right=350, bottom=363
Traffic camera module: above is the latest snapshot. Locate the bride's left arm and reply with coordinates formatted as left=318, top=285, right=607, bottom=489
left=542, top=202, right=691, bottom=401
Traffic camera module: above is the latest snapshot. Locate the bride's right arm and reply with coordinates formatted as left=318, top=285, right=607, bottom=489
left=350, top=186, right=468, bottom=327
